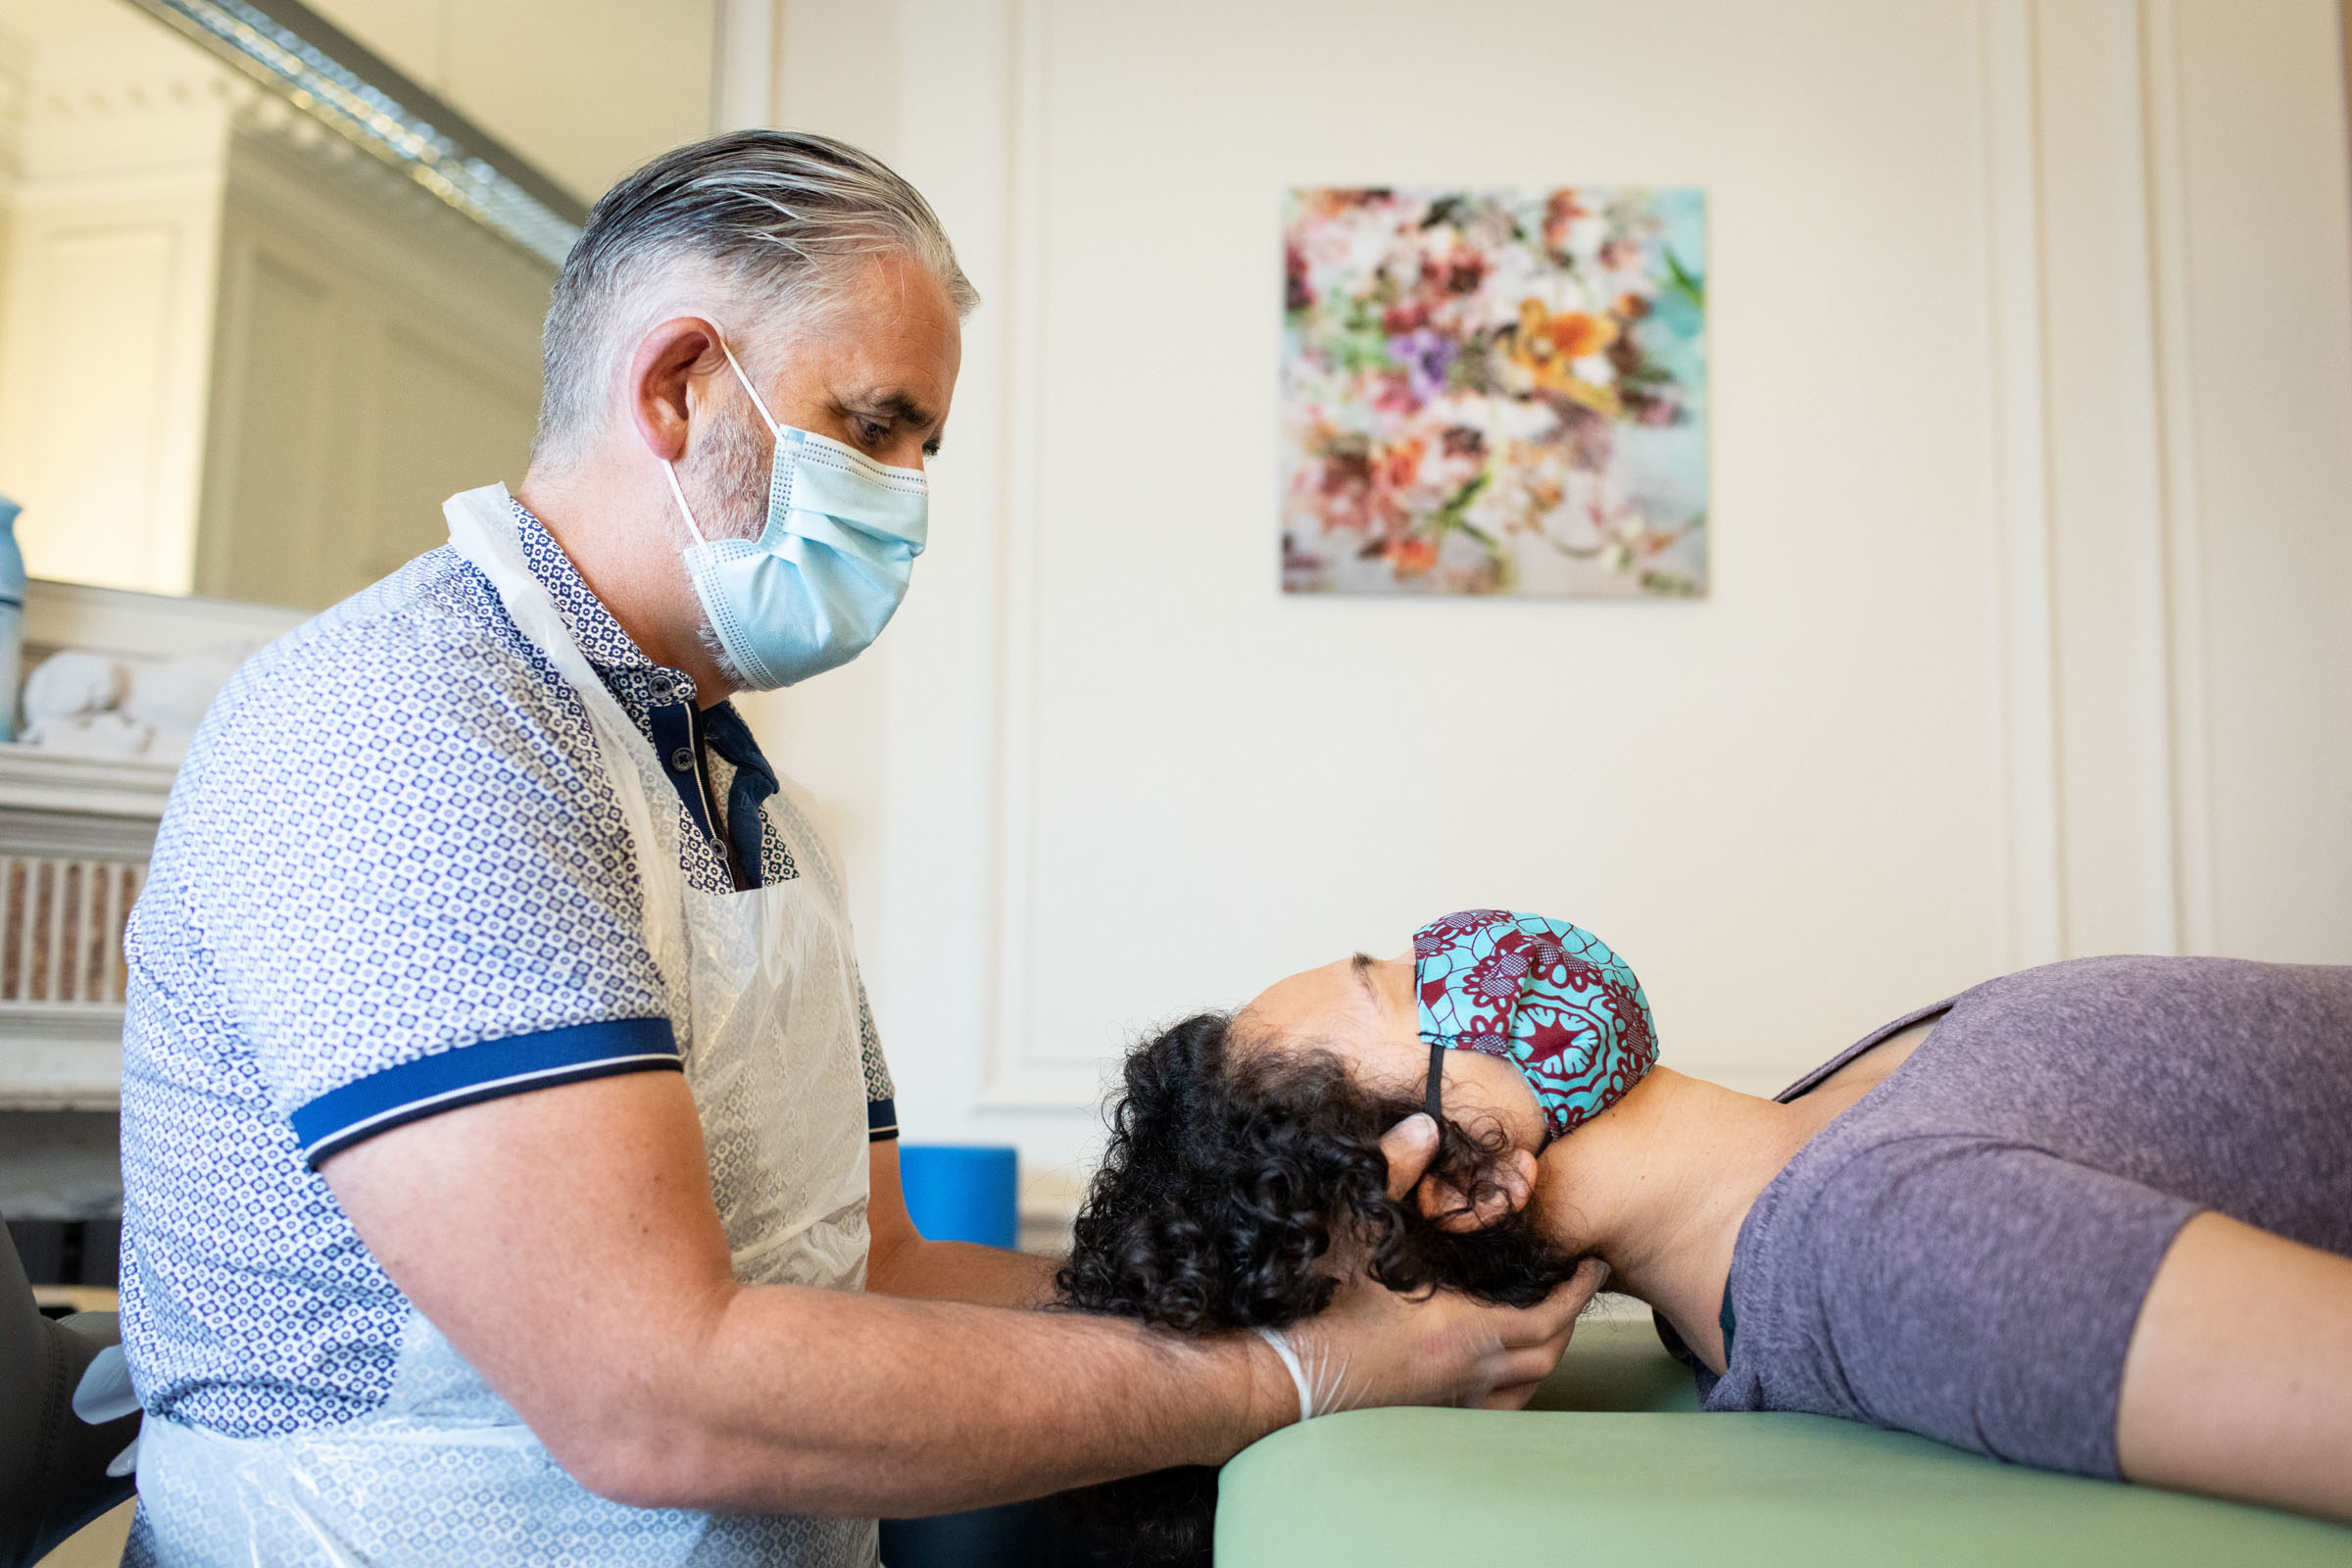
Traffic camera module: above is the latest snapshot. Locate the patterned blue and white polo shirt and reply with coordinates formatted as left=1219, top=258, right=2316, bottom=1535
left=118, top=501, right=896, bottom=1438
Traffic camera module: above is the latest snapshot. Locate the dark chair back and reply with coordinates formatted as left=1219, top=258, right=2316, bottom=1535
left=0, top=1220, right=138, bottom=1568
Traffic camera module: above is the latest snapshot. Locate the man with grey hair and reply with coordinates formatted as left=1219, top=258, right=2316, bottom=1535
left=117, top=130, right=1600, bottom=1565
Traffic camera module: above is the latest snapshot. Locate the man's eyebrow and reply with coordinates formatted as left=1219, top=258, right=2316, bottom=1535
left=847, top=389, right=947, bottom=455
left=1349, top=952, right=1379, bottom=1002
left=852, top=390, right=941, bottom=431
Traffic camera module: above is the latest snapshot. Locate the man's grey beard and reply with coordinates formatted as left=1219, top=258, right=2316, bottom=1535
left=696, top=618, right=752, bottom=691
left=682, top=404, right=771, bottom=544
left=681, top=406, right=771, bottom=689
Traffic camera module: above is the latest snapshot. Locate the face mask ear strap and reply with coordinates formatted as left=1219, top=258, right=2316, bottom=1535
left=713, top=334, right=785, bottom=437
left=661, top=460, right=711, bottom=547
left=1424, top=1039, right=1446, bottom=1124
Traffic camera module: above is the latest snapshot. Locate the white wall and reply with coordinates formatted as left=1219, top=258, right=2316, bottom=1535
left=727, top=0, right=2352, bottom=1209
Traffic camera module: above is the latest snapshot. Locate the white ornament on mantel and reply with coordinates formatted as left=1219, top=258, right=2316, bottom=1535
left=20, top=645, right=251, bottom=765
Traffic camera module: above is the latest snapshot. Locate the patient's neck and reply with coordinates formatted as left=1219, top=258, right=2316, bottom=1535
left=1530, top=1068, right=1825, bottom=1373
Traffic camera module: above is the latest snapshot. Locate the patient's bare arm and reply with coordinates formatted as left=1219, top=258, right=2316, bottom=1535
left=2116, top=1211, right=2352, bottom=1523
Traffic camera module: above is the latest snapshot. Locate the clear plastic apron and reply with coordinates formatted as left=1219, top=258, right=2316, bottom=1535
left=129, top=485, right=876, bottom=1568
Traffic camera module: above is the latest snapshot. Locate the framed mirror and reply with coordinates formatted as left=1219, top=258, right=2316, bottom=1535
left=0, top=0, right=716, bottom=612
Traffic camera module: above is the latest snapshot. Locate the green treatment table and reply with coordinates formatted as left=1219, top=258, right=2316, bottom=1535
left=1214, top=1318, right=2352, bottom=1566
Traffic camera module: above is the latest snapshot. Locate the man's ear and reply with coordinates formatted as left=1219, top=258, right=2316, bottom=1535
left=627, top=317, right=724, bottom=464
left=1419, top=1148, right=1538, bottom=1235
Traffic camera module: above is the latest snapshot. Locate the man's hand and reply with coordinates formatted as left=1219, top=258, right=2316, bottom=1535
left=1243, top=1112, right=1607, bottom=1426
left=1248, top=1251, right=1605, bottom=1424
left=1381, top=1111, right=1544, bottom=1235
left=1378, top=1112, right=1445, bottom=1201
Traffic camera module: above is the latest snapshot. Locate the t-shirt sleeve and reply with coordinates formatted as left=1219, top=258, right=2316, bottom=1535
left=180, top=629, right=679, bottom=1168
left=858, top=976, right=897, bottom=1143
left=1788, top=1137, right=2199, bottom=1478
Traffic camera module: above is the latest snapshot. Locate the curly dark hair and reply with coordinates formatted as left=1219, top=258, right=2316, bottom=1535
left=1050, top=1010, right=1583, bottom=1566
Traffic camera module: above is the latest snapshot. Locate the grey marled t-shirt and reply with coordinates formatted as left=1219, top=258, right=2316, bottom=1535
left=1694, top=956, right=2352, bottom=1478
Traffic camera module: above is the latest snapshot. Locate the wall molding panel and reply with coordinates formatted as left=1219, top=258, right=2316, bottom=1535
left=974, top=0, right=1085, bottom=1107
left=197, top=128, right=546, bottom=609
left=0, top=177, right=227, bottom=597
left=1978, top=0, right=2067, bottom=972
left=1974, top=0, right=2251, bottom=968
left=2135, top=0, right=2217, bottom=955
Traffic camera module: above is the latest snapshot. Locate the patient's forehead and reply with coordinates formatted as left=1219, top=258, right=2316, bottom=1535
left=1237, top=955, right=1419, bottom=1081
left=1238, top=950, right=1549, bottom=1151
left=1244, top=961, right=1355, bottom=1028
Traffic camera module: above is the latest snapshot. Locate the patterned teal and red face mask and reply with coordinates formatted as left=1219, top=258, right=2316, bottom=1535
left=1414, top=909, right=1660, bottom=1144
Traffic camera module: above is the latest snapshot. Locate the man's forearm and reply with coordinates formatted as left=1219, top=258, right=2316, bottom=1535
left=327, top=1068, right=1592, bottom=1528
left=577, top=1284, right=1283, bottom=1516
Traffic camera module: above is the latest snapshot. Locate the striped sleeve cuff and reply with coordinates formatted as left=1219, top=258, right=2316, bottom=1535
left=291, top=1018, right=681, bottom=1169
left=867, top=1097, right=899, bottom=1143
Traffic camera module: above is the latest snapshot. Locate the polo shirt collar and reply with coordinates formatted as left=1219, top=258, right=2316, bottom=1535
left=506, top=498, right=699, bottom=709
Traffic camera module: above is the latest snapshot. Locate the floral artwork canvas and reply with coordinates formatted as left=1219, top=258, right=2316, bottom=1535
left=1281, top=186, right=1707, bottom=597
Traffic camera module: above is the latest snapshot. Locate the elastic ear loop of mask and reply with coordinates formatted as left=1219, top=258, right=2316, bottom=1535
left=1424, top=1038, right=1446, bottom=1123
left=660, top=320, right=780, bottom=551
left=662, top=462, right=710, bottom=548
left=715, top=337, right=785, bottom=438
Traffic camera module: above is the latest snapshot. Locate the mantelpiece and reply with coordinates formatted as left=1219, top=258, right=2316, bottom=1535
left=0, top=746, right=174, bottom=1108
left=0, top=577, right=301, bottom=1108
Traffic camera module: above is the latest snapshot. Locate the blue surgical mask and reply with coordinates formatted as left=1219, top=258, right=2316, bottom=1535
left=661, top=338, right=928, bottom=690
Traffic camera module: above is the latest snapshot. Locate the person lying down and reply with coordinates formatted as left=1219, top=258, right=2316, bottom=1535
left=1059, top=909, right=2352, bottom=1547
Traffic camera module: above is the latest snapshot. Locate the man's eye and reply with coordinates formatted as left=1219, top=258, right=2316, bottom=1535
left=856, top=417, right=889, bottom=444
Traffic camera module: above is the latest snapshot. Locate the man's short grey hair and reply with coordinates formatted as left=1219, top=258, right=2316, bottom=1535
left=532, top=129, right=978, bottom=466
